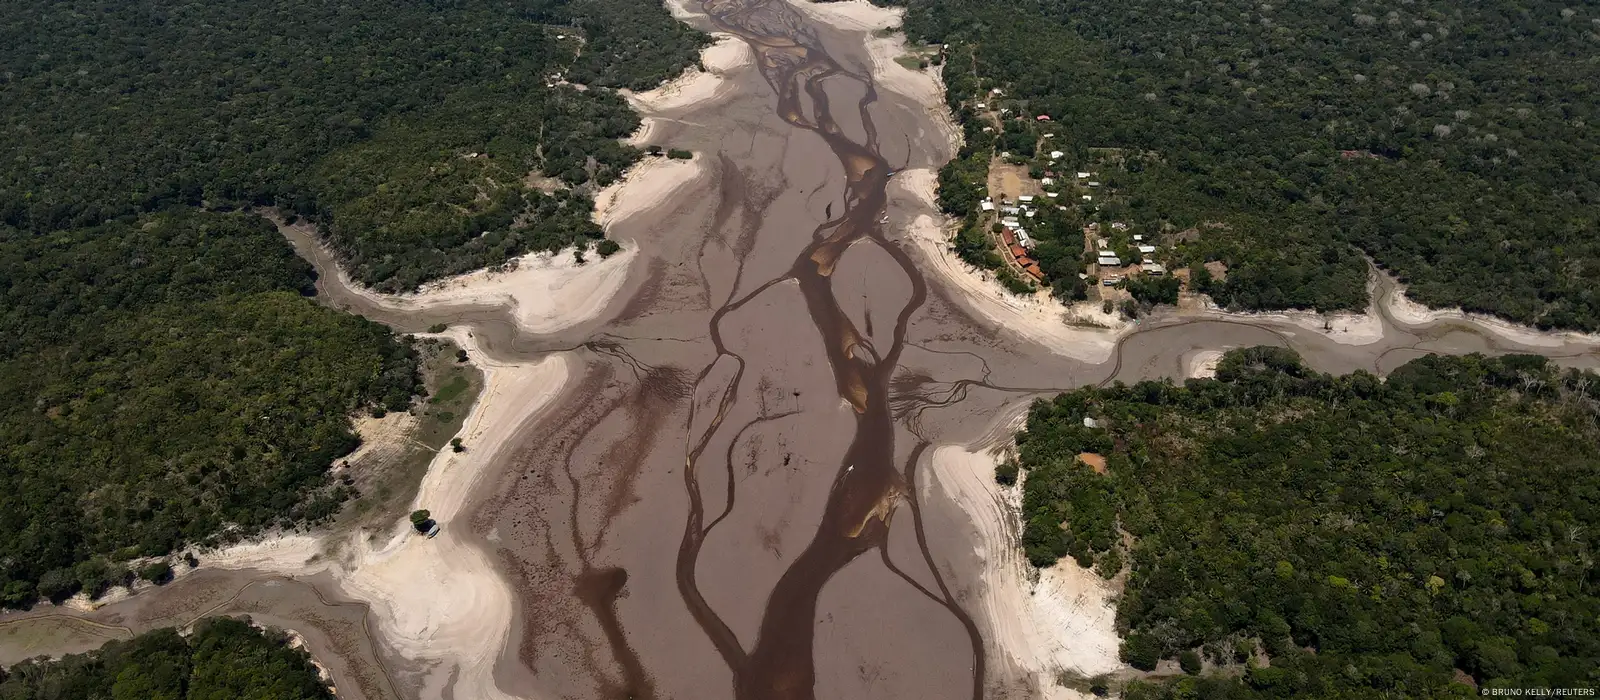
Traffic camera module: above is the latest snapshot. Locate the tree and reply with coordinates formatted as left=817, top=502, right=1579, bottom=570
left=1178, top=650, right=1203, bottom=675
left=410, top=510, right=431, bottom=527
left=995, top=461, right=1019, bottom=485
left=1018, top=350, right=1600, bottom=695
left=36, top=569, right=79, bottom=602
left=451, top=438, right=466, bottom=453
left=1122, top=634, right=1161, bottom=671
left=596, top=239, right=622, bottom=257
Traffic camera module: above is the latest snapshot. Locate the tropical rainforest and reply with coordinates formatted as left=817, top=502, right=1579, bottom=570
left=0, top=0, right=702, bottom=607
left=1014, top=348, right=1600, bottom=696
left=903, top=0, right=1599, bottom=329
left=0, top=211, right=422, bottom=606
left=0, top=617, right=334, bottom=699
left=1, top=0, right=705, bottom=290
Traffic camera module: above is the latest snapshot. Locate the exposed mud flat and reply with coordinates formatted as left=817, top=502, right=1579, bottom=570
left=6, top=1, right=1599, bottom=699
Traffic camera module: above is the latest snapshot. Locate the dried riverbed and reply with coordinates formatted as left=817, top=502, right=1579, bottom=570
left=4, top=1, right=1598, bottom=699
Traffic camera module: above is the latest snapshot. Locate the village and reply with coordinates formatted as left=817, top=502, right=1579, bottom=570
left=949, top=83, right=1217, bottom=316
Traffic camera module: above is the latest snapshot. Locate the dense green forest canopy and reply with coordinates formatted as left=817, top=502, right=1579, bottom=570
left=1014, top=348, right=1600, bottom=697
left=0, top=211, right=421, bottom=607
left=903, top=0, right=1599, bottom=329
left=0, top=0, right=703, bottom=608
left=0, top=617, right=334, bottom=699
left=0, top=0, right=705, bottom=290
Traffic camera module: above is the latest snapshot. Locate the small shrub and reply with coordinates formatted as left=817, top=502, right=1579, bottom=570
left=596, top=239, right=621, bottom=257
left=427, top=323, right=448, bottom=333
left=139, top=561, right=174, bottom=585
left=451, top=438, right=465, bottom=453
left=995, top=461, right=1019, bottom=485
left=666, top=148, right=693, bottom=159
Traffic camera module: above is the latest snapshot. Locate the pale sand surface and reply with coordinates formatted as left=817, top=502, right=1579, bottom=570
left=622, top=33, right=753, bottom=147
left=791, top=0, right=942, bottom=107
left=1379, top=279, right=1600, bottom=348
left=209, top=330, right=571, bottom=700
left=926, top=443, right=1121, bottom=697
left=1185, top=349, right=1225, bottom=379
left=592, top=156, right=711, bottom=228
left=340, top=411, right=422, bottom=468
left=354, top=248, right=636, bottom=337
left=622, top=35, right=751, bottom=116
left=1197, top=303, right=1386, bottom=346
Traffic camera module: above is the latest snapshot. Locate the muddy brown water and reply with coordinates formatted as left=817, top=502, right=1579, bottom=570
left=5, top=1, right=1598, bottom=698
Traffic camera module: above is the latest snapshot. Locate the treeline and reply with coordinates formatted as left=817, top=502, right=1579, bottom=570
left=903, top=0, right=1599, bottom=328
left=0, top=0, right=705, bottom=291
left=0, top=617, right=334, bottom=699
left=1014, top=348, right=1600, bottom=696
left=0, top=211, right=421, bottom=606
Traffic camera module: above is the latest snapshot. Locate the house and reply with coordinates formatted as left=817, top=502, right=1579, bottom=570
left=1046, top=192, right=1059, bottom=198
left=1112, top=223, right=1129, bottom=231
left=1016, top=231, right=1032, bottom=247
left=1097, top=238, right=1110, bottom=247
left=1025, top=210, right=1036, bottom=218
left=1082, top=195, right=1093, bottom=201
left=1083, top=416, right=1100, bottom=428
left=1010, top=244, right=1028, bottom=259
left=980, top=201, right=995, bottom=211
left=1024, top=263, right=1045, bottom=280
left=1001, top=230, right=1016, bottom=245
left=1036, top=115, right=1051, bottom=122
left=991, top=87, right=1004, bottom=95
left=1138, top=244, right=1157, bottom=255
left=1102, top=274, right=1122, bottom=285
left=1076, top=171, right=1092, bottom=179
left=975, top=102, right=987, bottom=109
left=1088, top=181, right=1101, bottom=188
left=1002, top=216, right=1020, bottom=227
left=1050, top=150, right=1065, bottom=160
left=1017, top=195, right=1035, bottom=204
left=1097, top=255, right=1122, bottom=267
left=1142, top=262, right=1167, bottom=275
left=1040, top=178, right=1054, bottom=186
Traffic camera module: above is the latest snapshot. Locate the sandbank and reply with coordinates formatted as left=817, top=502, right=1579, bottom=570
left=1185, top=349, right=1225, bottom=379
left=791, top=0, right=943, bottom=108
left=1380, top=280, right=1600, bottom=349
left=925, top=443, right=1123, bottom=696
left=360, top=247, right=636, bottom=336
left=623, top=35, right=750, bottom=116
left=592, top=155, right=712, bottom=228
